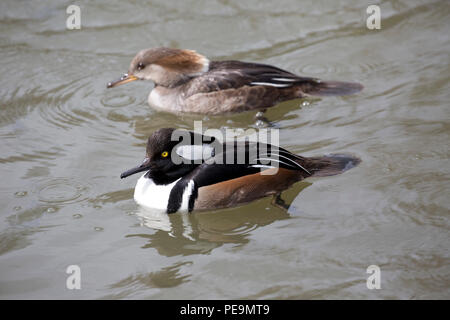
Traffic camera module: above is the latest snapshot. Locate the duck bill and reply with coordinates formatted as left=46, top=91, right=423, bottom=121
left=107, top=74, right=138, bottom=88
left=120, top=158, right=151, bottom=179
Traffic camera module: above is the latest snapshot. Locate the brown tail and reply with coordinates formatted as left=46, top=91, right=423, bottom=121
left=305, top=154, right=361, bottom=177
left=304, top=81, right=363, bottom=96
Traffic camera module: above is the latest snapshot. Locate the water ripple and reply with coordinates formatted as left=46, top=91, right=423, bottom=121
left=101, top=91, right=136, bottom=108
left=35, top=178, right=90, bottom=205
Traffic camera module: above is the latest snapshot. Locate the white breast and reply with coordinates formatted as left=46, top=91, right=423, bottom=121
left=148, top=89, right=164, bottom=110
left=133, top=174, right=195, bottom=212
left=148, top=87, right=182, bottom=112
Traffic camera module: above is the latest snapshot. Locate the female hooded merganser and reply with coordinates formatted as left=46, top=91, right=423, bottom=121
left=107, top=47, right=363, bottom=115
left=120, top=128, right=360, bottom=213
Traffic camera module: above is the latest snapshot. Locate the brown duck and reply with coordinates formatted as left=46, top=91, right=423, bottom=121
left=107, top=48, right=363, bottom=115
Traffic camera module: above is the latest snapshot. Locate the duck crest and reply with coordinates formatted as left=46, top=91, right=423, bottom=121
left=156, top=49, right=210, bottom=75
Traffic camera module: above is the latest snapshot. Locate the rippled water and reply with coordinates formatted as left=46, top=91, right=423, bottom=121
left=1, top=0, right=449, bottom=299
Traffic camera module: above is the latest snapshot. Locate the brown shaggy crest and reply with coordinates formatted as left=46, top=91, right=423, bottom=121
left=135, top=47, right=209, bottom=74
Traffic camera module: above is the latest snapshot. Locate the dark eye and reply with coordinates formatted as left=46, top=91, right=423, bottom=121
left=137, top=62, right=145, bottom=71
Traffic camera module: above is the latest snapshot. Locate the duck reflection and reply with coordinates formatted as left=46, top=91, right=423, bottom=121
left=131, top=97, right=317, bottom=140
left=103, top=261, right=192, bottom=299
left=126, top=181, right=311, bottom=257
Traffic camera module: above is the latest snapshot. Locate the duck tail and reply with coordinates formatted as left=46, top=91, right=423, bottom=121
left=305, top=154, right=361, bottom=177
left=304, top=80, right=363, bottom=96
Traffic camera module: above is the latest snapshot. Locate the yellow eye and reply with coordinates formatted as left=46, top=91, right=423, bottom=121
left=161, top=151, right=169, bottom=158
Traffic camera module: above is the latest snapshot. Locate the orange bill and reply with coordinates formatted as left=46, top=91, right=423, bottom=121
left=107, top=74, right=138, bottom=88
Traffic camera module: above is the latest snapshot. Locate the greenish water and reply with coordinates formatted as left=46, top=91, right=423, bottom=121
left=0, top=0, right=449, bottom=299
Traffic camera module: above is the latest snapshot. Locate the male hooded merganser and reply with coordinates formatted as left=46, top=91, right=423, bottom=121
left=107, top=47, right=363, bottom=115
left=120, top=128, right=360, bottom=213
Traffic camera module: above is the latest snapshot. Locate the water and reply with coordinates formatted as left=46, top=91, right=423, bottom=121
left=0, top=0, right=449, bottom=299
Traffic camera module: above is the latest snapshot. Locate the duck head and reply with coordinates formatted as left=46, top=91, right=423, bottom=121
left=107, top=47, right=209, bottom=88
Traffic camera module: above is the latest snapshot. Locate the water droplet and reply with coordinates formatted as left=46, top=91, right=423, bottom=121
left=255, top=120, right=265, bottom=127
left=94, top=227, right=103, bottom=232
left=14, top=191, right=27, bottom=197
left=13, top=206, right=22, bottom=211
left=72, top=214, right=83, bottom=219
left=46, top=207, right=57, bottom=213
left=301, top=101, right=310, bottom=107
